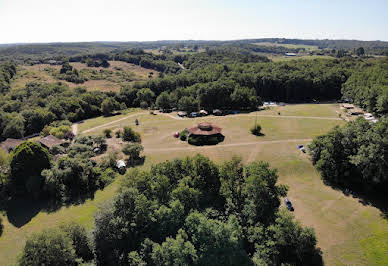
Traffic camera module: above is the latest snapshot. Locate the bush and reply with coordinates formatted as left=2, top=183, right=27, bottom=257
left=250, top=124, right=262, bottom=136
left=10, top=141, right=51, bottom=196
left=188, top=134, right=224, bottom=146
left=103, top=128, right=112, bottom=138
left=180, top=129, right=188, bottom=141
left=122, top=143, right=144, bottom=166
left=122, top=126, right=141, bottom=143
left=19, top=228, right=78, bottom=266
left=140, top=101, right=149, bottom=109
left=115, top=130, right=122, bottom=138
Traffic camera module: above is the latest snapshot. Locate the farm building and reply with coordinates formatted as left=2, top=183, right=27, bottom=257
left=285, top=52, right=297, bottom=56
left=37, top=135, right=65, bottom=150
left=0, top=138, right=23, bottom=153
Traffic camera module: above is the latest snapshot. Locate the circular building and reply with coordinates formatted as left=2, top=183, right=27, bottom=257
left=186, top=122, right=224, bottom=145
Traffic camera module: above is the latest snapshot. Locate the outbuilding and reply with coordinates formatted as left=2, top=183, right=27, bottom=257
left=0, top=138, right=23, bottom=153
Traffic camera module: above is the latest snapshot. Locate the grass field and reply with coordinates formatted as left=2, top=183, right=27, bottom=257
left=11, top=61, right=156, bottom=92
left=252, top=42, right=319, bottom=51
left=1, top=104, right=387, bottom=265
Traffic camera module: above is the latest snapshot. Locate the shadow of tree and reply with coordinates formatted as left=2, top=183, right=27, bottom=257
left=322, top=180, right=388, bottom=220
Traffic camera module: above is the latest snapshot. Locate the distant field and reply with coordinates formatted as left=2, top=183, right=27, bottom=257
left=11, top=61, right=157, bottom=92
left=253, top=42, right=319, bottom=51
left=1, top=104, right=387, bottom=265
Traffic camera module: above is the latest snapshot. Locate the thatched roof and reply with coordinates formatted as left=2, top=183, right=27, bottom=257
left=0, top=138, right=23, bottom=152
left=38, top=135, right=64, bottom=149
left=187, top=122, right=222, bottom=136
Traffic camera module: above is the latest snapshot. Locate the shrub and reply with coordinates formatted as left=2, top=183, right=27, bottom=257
left=122, top=126, right=141, bottom=143
left=122, top=143, right=144, bottom=166
left=250, top=124, right=262, bottom=136
left=180, top=129, right=188, bottom=141
left=103, top=128, right=112, bottom=138
left=140, top=101, right=148, bottom=109
left=115, top=130, right=122, bottom=138
left=19, top=228, right=78, bottom=266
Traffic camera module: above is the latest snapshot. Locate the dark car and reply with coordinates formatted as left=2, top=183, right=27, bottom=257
left=285, top=198, right=294, bottom=211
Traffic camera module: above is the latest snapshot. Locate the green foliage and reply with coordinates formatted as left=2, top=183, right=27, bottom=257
left=122, top=126, right=141, bottom=143
left=122, top=143, right=144, bottom=166
left=115, top=129, right=122, bottom=138
left=178, top=96, right=198, bottom=113
left=156, top=91, right=172, bottom=110
left=101, top=97, right=120, bottom=116
left=103, top=128, right=112, bottom=138
left=19, top=228, right=78, bottom=266
left=10, top=141, right=51, bottom=196
left=250, top=124, right=262, bottom=136
left=342, top=58, right=388, bottom=114
left=93, top=155, right=317, bottom=265
left=308, top=117, right=388, bottom=193
left=19, top=223, right=93, bottom=265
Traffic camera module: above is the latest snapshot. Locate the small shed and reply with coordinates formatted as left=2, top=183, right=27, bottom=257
left=187, top=122, right=222, bottom=136
left=116, top=160, right=126, bottom=174
left=38, top=135, right=65, bottom=150
left=0, top=138, right=23, bottom=153
left=349, top=108, right=364, bottom=115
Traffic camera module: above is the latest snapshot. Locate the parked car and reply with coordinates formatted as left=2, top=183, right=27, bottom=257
left=285, top=198, right=294, bottom=211
left=189, top=112, right=198, bottom=118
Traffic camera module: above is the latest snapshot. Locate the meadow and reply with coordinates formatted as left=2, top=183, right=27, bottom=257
left=1, top=104, right=387, bottom=265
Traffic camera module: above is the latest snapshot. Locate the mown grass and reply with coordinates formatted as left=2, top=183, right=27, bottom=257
left=1, top=104, right=387, bottom=265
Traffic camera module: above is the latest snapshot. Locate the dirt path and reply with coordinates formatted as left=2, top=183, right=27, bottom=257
left=247, top=143, right=260, bottom=163
left=161, top=113, right=342, bottom=121
left=81, top=112, right=148, bottom=134
left=145, top=138, right=312, bottom=153
left=72, top=124, right=78, bottom=135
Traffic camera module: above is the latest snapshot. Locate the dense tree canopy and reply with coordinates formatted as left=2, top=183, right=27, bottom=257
left=93, top=155, right=320, bottom=265
left=309, top=117, right=388, bottom=193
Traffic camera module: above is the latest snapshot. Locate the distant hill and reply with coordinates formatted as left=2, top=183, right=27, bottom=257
left=0, top=38, right=387, bottom=61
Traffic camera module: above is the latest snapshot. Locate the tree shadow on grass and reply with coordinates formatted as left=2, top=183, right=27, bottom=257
left=4, top=190, right=99, bottom=228
left=322, top=180, right=388, bottom=220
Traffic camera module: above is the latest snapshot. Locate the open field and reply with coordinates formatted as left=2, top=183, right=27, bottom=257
left=11, top=61, right=156, bottom=92
left=1, top=104, right=387, bottom=265
left=252, top=42, right=320, bottom=51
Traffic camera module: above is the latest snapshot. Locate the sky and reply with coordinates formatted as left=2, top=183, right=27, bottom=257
left=0, top=0, right=387, bottom=43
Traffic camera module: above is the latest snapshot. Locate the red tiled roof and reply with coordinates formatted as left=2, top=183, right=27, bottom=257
left=187, top=122, right=222, bottom=136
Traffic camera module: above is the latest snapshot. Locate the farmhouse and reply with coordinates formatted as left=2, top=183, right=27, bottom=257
left=37, top=135, right=65, bottom=150
left=0, top=138, right=23, bottom=153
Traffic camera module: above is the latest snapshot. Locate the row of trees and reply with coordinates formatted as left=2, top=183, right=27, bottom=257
left=341, top=58, right=388, bottom=115
left=308, top=117, right=388, bottom=193
left=133, top=58, right=358, bottom=105
left=0, top=62, right=16, bottom=93
left=18, top=155, right=322, bottom=265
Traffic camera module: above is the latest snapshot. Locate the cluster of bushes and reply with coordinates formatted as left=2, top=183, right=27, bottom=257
left=56, top=62, right=87, bottom=84
left=122, top=126, right=141, bottom=143
left=19, top=222, right=93, bottom=265
left=250, top=124, right=262, bottom=136
left=308, top=117, right=388, bottom=194
left=3, top=135, right=115, bottom=206
left=85, top=58, right=110, bottom=68
left=41, top=120, right=72, bottom=139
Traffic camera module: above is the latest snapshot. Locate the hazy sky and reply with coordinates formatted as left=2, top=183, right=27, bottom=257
left=0, top=0, right=387, bottom=43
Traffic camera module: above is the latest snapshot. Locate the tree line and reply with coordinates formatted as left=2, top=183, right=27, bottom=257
left=308, top=117, right=388, bottom=194
left=18, top=155, right=322, bottom=265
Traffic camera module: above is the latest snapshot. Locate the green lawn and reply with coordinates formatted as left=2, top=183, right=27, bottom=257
left=1, top=104, right=387, bottom=265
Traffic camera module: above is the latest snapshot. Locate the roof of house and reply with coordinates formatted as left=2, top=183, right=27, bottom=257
left=0, top=138, right=23, bottom=152
left=187, top=122, right=222, bottom=136
left=38, top=135, right=64, bottom=149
